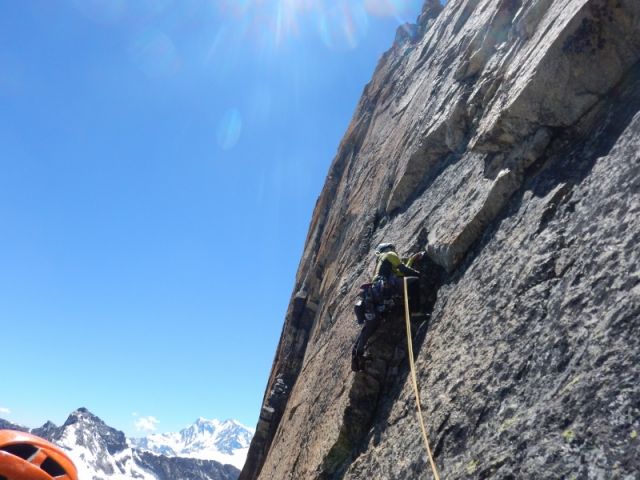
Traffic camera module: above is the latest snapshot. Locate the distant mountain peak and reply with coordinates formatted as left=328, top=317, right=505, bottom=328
left=59, top=407, right=128, bottom=456
left=64, top=407, right=102, bottom=425
left=131, top=417, right=253, bottom=470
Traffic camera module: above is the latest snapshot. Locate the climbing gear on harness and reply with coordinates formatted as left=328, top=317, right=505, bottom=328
left=354, top=298, right=365, bottom=325
left=403, top=277, right=440, bottom=480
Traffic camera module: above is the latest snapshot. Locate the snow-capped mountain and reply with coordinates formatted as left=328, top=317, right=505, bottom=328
left=55, top=409, right=156, bottom=480
left=0, top=408, right=240, bottom=480
left=131, top=418, right=254, bottom=470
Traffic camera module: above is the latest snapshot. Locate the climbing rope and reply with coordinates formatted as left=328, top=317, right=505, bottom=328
left=403, top=277, right=441, bottom=480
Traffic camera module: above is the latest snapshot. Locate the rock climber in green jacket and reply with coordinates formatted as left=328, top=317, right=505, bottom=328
left=373, top=242, right=422, bottom=286
left=352, top=242, right=423, bottom=372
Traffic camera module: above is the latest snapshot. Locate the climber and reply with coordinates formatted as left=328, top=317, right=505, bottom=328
left=351, top=242, right=423, bottom=372
left=372, top=242, right=422, bottom=291
left=0, top=429, right=78, bottom=480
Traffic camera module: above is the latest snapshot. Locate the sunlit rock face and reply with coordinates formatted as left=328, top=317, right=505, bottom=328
left=241, top=0, right=640, bottom=479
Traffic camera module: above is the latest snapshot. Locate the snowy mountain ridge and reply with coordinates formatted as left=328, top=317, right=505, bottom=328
left=131, top=417, right=254, bottom=469
left=56, top=410, right=154, bottom=480
left=0, top=408, right=244, bottom=480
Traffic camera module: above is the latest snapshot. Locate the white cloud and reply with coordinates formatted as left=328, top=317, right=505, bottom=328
left=134, top=415, right=159, bottom=433
left=0, top=407, right=10, bottom=415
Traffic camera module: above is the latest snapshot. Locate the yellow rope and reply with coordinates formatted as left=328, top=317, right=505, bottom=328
left=403, top=277, right=441, bottom=480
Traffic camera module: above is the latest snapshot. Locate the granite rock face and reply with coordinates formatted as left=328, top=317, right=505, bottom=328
left=240, top=0, right=640, bottom=479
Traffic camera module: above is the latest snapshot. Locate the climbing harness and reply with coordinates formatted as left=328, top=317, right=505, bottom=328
left=403, top=277, right=441, bottom=480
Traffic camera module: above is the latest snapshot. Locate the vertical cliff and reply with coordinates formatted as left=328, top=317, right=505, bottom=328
left=241, top=0, right=640, bottom=478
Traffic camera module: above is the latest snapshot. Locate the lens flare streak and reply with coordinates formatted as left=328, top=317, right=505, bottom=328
left=215, top=0, right=419, bottom=51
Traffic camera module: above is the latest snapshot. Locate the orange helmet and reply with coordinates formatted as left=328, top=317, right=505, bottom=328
left=0, top=430, right=78, bottom=480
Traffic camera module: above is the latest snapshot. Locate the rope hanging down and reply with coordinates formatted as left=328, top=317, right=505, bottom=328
left=403, top=277, right=441, bottom=480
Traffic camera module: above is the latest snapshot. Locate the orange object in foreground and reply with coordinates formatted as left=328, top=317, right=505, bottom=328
left=0, top=430, right=78, bottom=480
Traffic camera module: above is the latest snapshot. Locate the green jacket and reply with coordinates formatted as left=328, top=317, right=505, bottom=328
left=373, top=251, right=420, bottom=280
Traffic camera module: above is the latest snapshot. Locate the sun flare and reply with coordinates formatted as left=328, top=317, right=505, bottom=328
left=216, top=0, right=419, bottom=50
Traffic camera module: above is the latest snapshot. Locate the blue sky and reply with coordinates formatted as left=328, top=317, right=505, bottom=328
left=0, top=0, right=424, bottom=437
